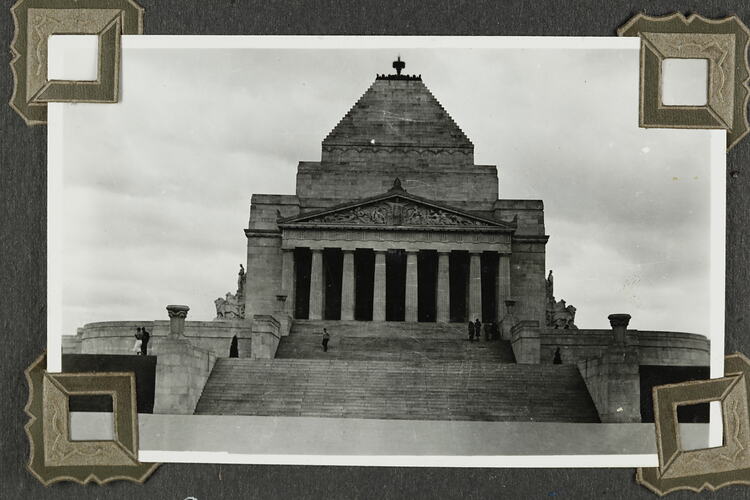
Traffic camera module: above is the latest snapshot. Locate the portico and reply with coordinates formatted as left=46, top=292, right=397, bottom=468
left=278, top=181, right=514, bottom=323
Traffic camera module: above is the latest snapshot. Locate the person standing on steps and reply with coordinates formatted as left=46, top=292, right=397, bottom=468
left=140, top=326, right=150, bottom=356
left=322, top=328, right=330, bottom=352
left=132, top=327, right=143, bottom=355
left=467, top=320, right=475, bottom=341
left=474, top=318, right=482, bottom=342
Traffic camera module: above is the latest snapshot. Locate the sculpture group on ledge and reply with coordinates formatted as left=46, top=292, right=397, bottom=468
left=545, top=270, right=578, bottom=330
left=214, top=264, right=246, bottom=320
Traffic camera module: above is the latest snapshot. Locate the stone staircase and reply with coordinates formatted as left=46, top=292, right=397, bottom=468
left=276, top=320, right=516, bottom=362
left=194, top=358, right=600, bottom=422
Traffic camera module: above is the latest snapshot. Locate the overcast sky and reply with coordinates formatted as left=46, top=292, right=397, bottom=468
left=59, top=46, right=714, bottom=336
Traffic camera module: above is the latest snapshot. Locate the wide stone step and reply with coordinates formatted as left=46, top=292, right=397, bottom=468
left=194, top=359, right=599, bottom=422
left=277, top=320, right=515, bottom=362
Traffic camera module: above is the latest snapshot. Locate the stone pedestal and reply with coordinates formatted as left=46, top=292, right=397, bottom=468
left=468, top=252, right=482, bottom=321
left=499, top=299, right=517, bottom=341
left=436, top=252, right=450, bottom=323
left=405, top=251, right=418, bottom=322
left=510, top=320, right=540, bottom=364
left=341, top=250, right=355, bottom=320
left=373, top=250, right=386, bottom=321
left=309, top=249, right=324, bottom=320
left=166, top=304, right=189, bottom=337
left=577, top=313, right=641, bottom=423
left=251, top=314, right=281, bottom=359
left=154, top=305, right=216, bottom=414
left=577, top=346, right=641, bottom=423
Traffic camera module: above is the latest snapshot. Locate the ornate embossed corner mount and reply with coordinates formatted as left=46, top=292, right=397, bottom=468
left=637, top=353, right=750, bottom=495
left=9, top=0, right=144, bottom=125
left=618, top=13, right=750, bottom=150
left=24, top=353, right=159, bottom=485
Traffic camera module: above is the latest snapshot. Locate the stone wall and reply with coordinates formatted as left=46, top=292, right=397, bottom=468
left=510, top=320, right=540, bottom=364
left=509, top=238, right=547, bottom=327
left=62, top=320, right=252, bottom=359
left=244, top=233, right=283, bottom=318
left=577, top=346, right=641, bottom=423
left=153, top=337, right=216, bottom=415
left=540, top=329, right=710, bottom=367
left=493, top=199, right=545, bottom=236
left=296, top=162, right=499, bottom=211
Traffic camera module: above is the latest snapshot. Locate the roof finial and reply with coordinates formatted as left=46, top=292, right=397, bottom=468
left=393, top=56, right=405, bottom=76
left=391, top=177, right=404, bottom=191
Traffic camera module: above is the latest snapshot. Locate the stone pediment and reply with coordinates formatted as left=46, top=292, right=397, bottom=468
left=280, top=186, right=513, bottom=231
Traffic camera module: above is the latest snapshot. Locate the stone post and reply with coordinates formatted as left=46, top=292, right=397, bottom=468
left=510, top=320, right=540, bottom=364
left=496, top=253, right=511, bottom=321
left=341, top=250, right=355, bottom=321
left=280, top=249, right=295, bottom=317
left=405, top=250, right=419, bottom=322
left=436, top=251, right=450, bottom=323
left=576, top=313, right=640, bottom=423
left=468, top=252, right=482, bottom=321
left=373, top=250, right=387, bottom=321
left=166, top=305, right=189, bottom=337
left=251, top=314, right=281, bottom=359
left=154, top=304, right=217, bottom=414
left=608, top=313, right=631, bottom=345
left=309, top=248, right=324, bottom=320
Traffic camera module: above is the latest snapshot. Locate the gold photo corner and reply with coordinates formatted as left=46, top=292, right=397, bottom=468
left=24, top=353, right=159, bottom=486
left=618, top=12, right=750, bottom=150
left=9, top=0, right=144, bottom=125
left=637, top=353, right=750, bottom=495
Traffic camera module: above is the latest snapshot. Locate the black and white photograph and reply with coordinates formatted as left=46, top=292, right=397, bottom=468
left=47, top=37, right=725, bottom=465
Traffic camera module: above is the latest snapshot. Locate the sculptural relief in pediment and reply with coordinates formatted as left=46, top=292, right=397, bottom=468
left=306, top=199, right=491, bottom=227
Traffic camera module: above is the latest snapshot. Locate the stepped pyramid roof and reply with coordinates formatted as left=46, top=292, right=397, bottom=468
left=323, top=59, right=473, bottom=151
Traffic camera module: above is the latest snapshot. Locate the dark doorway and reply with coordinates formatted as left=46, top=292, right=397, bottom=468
left=481, top=252, right=499, bottom=322
left=354, top=249, right=374, bottom=321
left=293, top=247, right=311, bottom=319
left=323, top=248, right=343, bottom=320
left=385, top=249, right=406, bottom=321
left=418, top=250, right=437, bottom=322
left=449, top=251, right=469, bottom=323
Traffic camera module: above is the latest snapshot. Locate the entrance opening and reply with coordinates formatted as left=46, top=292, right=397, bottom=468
left=293, top=247, right=311, bottom=319
left=323, top=248, right=343, bottom=320
left=418, top=250, right=437, bottom=322
left=481, top=251, right=499, bottom=322
left=449, top=250, right=469, bottom=323
left=354, top=249, right=374, bottom=321
left=385, top=249, right=406, bottom=321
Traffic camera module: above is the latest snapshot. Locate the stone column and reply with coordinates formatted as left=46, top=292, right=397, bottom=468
left=309, top=248, right=324, bottom=320
left=496, top=253, right=511, bottom=321
left=468, top=252, right=482, bottom=321
left=341, top=250, right=355, bottom=321
left=373, top=250, right=387, bottom=321
left=405, top=250, right=419, bottom=322
left=166, top=305, right=190, bottom=337
left=436, top=251, right=450, bottom=323
left=281, top=249, right=295, bottom=317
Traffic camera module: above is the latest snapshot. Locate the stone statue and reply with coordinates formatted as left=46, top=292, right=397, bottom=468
left=545, top=270, right=578, bottom=329
left=214, top=264, right=247, bottom=320
left=215, top=292, right=244, bottom=320
left=237, top=264, right=246, bottom=299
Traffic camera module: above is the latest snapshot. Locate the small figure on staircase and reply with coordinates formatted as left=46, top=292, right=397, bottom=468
left=322, top=328, right=331, bottom=352
left=140, top=326, right=150, bottom=356
left=474, top=319, right=482, bottom=342
left=553, top=347, right=562, bottom=364
left=467, top=320, right=475, bottom=341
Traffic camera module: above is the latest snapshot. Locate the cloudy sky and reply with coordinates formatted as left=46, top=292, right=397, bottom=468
left=58, top=45, right=715, bottom=336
